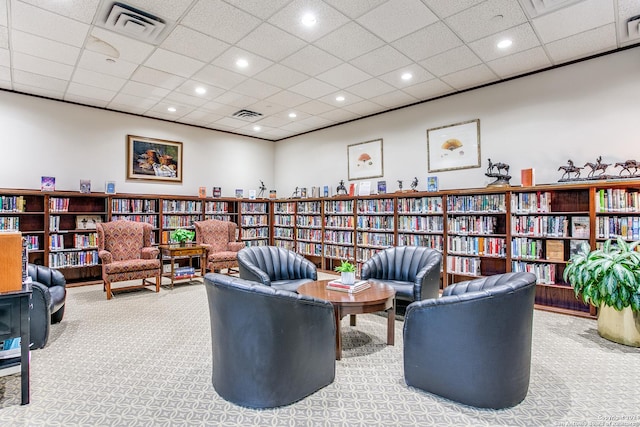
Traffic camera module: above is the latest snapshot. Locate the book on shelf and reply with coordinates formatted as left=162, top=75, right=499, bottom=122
left=545, top=240, right=565, bottom=261
left=235, top=189, right=243, bottom=198
left=41, top=176, right=55, bottom=192
left=249, top=190, right=257, bottom=200
left=377, top=180, right=386, bottom=194
left=269, top=190, right=277, bottom=199
left=427, top=176, right=438, bottom=192
left=105, top=181, right=116, bottom=195
left=312, top=186, right=320, bottom=198
left=323, top=186, right=329, bottom=197
left=521, top=168, right=535, bottom=187
left=198, top=187, right=206, bottom=198
left=212, top=187, right=222, bottom=198
left=348, top=183, right=356, bottom=196
left=79, top=179, right=91, bottom=194
left=571, top=216, right=590, bottom=238
left=358, top=181, right=371, bottom=196
left=326, top=279, right=370, bottom=293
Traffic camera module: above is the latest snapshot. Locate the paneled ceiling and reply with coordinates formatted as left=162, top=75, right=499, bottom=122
left=1, top=0, right=639, bottom=141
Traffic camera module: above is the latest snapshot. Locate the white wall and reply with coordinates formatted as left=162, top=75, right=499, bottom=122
left=274, top=47, right=640, bottom=195
left=0, top=91, right=274, bottom=197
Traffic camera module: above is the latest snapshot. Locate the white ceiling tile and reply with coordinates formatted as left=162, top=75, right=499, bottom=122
left=319, top=108, right=359, bottom=122
left=445, top=0, right=527, bottom=42
left=180, top=109, right=224, bottom=125
left=419, top=45, right=482, bottom=77
left=392, top=22, right=463, bottom=62
left=346, top=78, right=395, bottom=98
left=160, top=25, right=229, bottom=63
left=11, top=1, right=89, bottom=47
left=469, top=23, right=541, bottom=62
left=323, top=0, right=387, bottom=19
left=440, top=64, right=498, bottom=90
left=401, top=78, right=454, bottom=100
left=378, top=66, right=434, bottom=89
left=121, top=81, right=170, bottom=99
left=342, top=100, right=384, bottom=116
left=253, top=64, right=308, bottom=89
left=109, top=93, right=159, bottom=111
left=163, top=91, right=209, bottom=108
left=264, top=90, right=311, bottom=108
left=314, top=22, right=385, bottom=61
left=545, top=24, right=618, bottom=64
left=144, top=49, right=205, bottom=78
left=288, top=78, right=338, bottom=99
left=253, top=115, right=291, bottom=128
left=351, top=45, right=413, bottom=76
left=357, top=0, right=438, bottom=42
left=237, top=24, right=307, bottom=62
left=281, top=45, right=342, bottom=76
left=0, top=47, right=9, bottom=67
left=12, top=52, right=74, bottom=80
left=617, top=0, right=640, bottom=44
left=88, top=28, right=155, bottom=63
left=280, top=120, right=313, bottom=132
left=72, top=68, right=127, bottom=92
left=318, top=90, right=363, bottom=107
left=66, top=82, right=115, bottom=102
left=316, top=63, right=371, bottom=88
left=223, top=0, right=291, bottom=20
left=232, top=79, right=281, bottom=99
left=174, top=80, right=225, bottom=100
left=369, top=90, right=417, bottom=108
left=147, top=100, right=196, bottom=117
left=210, top=92, right=259, bottom=109
left=210, top=47, right=274, bottom=77
left=0, top=64, right=10, bottom=82
left=77, top=50, right=139, bottom=79
left=296, top=115, right=335, bottom=129
left=181, top=0, right=261, bottom=44
left=268, top=0, right=350, bottom=43
left=532, top=0, right=615, bottom=44
left=0, top=2, right=7, bottom=26
left=487, top=46, right=552, bottom=78
left=0, top=26, right=8, bottom=49
left=193, top=65, right=246, bottom=91
left=13, top=82, right=65, bottom=98
left=247, top=100, right=289, bottom=116
left=12, top=69, right=67, bottom=93
left=119, top=0, right=196, bottom=21
left=131, top=67, right=186, bottom=91
left=200, top=100, right=239, bottom=116
left=12, top=30, right=81, bottom=66
left=295, top=99, right=336, bottom=115
left=420, top=0, right=486, bottom=18
left=214, top=116, right=250, bottom=129
left=19, top=0, right=100, bottom=24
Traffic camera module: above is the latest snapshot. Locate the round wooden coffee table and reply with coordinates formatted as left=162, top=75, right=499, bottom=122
left=297, top=279, right=395, bottom=360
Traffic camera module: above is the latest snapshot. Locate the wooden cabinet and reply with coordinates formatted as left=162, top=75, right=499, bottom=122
left=0, top=192, right=46, bottom=266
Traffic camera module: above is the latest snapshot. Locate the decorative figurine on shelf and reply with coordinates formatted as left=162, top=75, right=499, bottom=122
left=290, top=187, right=300, bottom=198
left=558, top=159, right=582, bottom=181
left=257, top=180, right=266, bottom=198
left=615, top=160, right=640, bottom=176
left=485, top=158, right=512, bottom=187
left=397, top=180, right=403, bottom=192
left=336, top=180, right=348, bottom=195
left=584, top=156, right=610, bottom=178
left=410, top=177, right=418, bottom=191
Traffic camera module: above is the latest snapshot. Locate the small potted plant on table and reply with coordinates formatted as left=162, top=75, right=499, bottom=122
left=171, top=228, right=195, bottom=247
left=563, top=237, right=640, bottom=347
left=334, top=260, right=356, bottom=285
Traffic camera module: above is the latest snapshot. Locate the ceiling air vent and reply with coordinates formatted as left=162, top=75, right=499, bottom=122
left=628, top=15, right=640, bottom=40
left=97, top=2, right=169, bottom=44
left=232, top=109, right=263, bottom=121
left=518, top=0, right=585, bottom=18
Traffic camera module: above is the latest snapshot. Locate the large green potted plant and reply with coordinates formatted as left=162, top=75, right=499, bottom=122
left=171, top=228, right=195, bottom=246
left=563, top=238, right=640, bottom=347
left=334, top=260, right=356, bottom=285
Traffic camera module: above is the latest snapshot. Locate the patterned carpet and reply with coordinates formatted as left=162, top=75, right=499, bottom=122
left=1, top=275, right=639, bottom=426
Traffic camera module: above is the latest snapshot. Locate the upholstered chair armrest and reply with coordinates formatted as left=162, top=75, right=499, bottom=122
left=238, top=261, right=272, bottom=286
left=98, top=250, right=113, bottom=264
left=413, top=251, right=442, bottom=301
left=228, top=242, right=245, bottom=252
left=200, top=243, right=213, bottom=255
left=29, top=281, right=52, bottom=349
left=27, top=264, right=66, bottom=289
left=141, top=247, right=159, bottom=259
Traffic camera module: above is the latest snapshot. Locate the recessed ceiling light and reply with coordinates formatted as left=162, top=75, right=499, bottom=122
left=289, top=112, right=297, bottom=118
left=401, top=72, right=413, bottom=81
left=195, top=86, right=207, bottom=95
left=301, top=13, right=317, bottom=26
left=253, top=125, right=261, bottom=131
left=497, top=39, right=512, bottom=49
left=167, top=107, right=176, bottom=112
left=236, top=58, right=249, bottom=68
left=336, top=95, right=345, bottom=102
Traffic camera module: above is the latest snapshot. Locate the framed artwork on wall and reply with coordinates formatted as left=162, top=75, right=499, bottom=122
left=127, top=135, right=183, bottom=182
left=427, top=119, right=481, bottom=173
left=348, top=138, right=384, bottom=180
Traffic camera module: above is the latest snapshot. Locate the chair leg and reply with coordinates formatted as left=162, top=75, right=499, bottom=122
left=106, top=281, right=112, bottom=300
left=155, top=275, right=160, bottom=293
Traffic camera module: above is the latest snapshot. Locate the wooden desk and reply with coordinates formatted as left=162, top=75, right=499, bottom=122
left=297, top=280, right=395, bottom=360
left=158, top=244, right=206, bottom=289
left=0, top=286, right=32, bottom=405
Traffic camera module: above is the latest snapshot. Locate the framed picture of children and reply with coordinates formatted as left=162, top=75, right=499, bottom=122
left=127, top=135, right=183, bottom=182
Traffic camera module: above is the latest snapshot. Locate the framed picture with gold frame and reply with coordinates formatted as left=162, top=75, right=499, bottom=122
left=427, top=119, right=481, bottom=173
left=348, top=139, right=384, bottom=180
left=127, top=135, right=183, bottom=182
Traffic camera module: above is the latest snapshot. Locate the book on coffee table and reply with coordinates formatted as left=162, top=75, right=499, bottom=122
left=326, top=279, right=370, bottom=293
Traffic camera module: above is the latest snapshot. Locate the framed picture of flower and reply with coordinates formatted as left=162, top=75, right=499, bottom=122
left=348, top=139, right=384, bottom=180
left=427, top=119, right=481, bottom=173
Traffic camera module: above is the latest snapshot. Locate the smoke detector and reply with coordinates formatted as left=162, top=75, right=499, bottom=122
left=96, top=2, right=171, bottom=44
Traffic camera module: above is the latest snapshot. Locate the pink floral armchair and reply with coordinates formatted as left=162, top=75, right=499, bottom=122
left=96, top=220, right=161, bottom=300
left=194, top=219, right=245, bottom=273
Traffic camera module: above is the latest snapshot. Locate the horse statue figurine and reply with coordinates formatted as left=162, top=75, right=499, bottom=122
left=485, top=159, right=511, bottom=187
left=584, top=156, right=610, bottom=178
left=487, top=158, right=510, bottom=176
left=410, top=177, right=418, bottom=191
left=558, top=160, right=582, bottom=180
left=614, top=160, right=640, bottom=176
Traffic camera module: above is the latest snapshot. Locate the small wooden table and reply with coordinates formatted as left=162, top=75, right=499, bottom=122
left=158, top=244, right=206, bottom=289
left=297, top=280, right=395, bottom=360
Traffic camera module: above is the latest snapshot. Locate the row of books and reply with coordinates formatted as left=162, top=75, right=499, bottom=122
left=162, top=200, right=202, bottom=213
left=273, top=228, right=294, bottom=239
left=0, top=196, right=27, bottom=212
left=297, top=242, right=322, bottom=256
left=111, top=198, right=156, bottom=213
left=204, top=214, right=234, bottom=222
left=240, top=202, right=268, bottom=213
left=397, top=216, right=443, bottom=232
left=24, top=235, right=39, bottom=250
left=324, top=216, right=355, bottom=229
left=274, top=240, right=295, bottom=250
left=446, top=256, right=481, bottom=276
left=447, top=236, right=506, bottom=257
left=357, top=232, right=394, bottom=247
left=205, top=201, right=229, bottom=213
left=297, top=201, right=322, bottom=214
left=356, top=215, right=394, bottom=230
left=397, top=196, right=443, bottom=214
left=173, top=266, right=196, bottom=279
left=511, top=216, right=580, bottom=238
left=447, top=194, right=507, bottom=213
left=397, top=235, right=443, bottom=250
left=297, top=229, right=322, bottom=241
left=447, top=216, right=498, bottom=235
left=111, top=214, right=158, bottom=227
left=324, top=230, right=354, bottom=244
left=356, top=247, right=383, bottom=262
left=324, top=200, right=354, bottom=213
left=273, top=202, right=296, bottom=213
left=595, top=188, right=640, bottom=212
left=241, top=228, right=269, bottom=238
left=323, top=245, right=354, bottom=259
left=596, top=216, right=640, bottom=240
left=48, top=250, right=99, bottom=268
left=296, top=215, right=322, bottom=228
left=273, top=216, right=294, bottom=226
left=49, top=197, right=70, bottom=212
left=241, top=215, right=269, bottom=226
left=326, top=279, right=370, bottom=294
left=356, top=198, right=394, bottom=213
left=510, top=191, right=552, bottom=213
left=162, top=215, right=200, bottom=228
left=511, top=261, right=557, bottom=285
left=0, top=217, right=19, bottom=230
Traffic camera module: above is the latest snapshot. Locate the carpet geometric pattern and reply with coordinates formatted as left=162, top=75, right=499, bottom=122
left=1, top=277, right=639, bottom=426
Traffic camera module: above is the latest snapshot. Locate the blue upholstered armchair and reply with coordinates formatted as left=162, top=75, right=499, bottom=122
left=237, top=246, right=317, bottom=292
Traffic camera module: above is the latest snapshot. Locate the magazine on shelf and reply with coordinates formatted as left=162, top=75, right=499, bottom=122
left=41, top=176, right=55, bottom=191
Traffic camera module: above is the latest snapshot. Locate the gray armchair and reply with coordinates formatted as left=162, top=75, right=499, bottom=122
left=237, top=246, right=317, bottom=292
left=360, top=246, right=442, bottom=302
left=204, top=273, right=335, bottom=408
left=27, top=263, right=67, bottom=349
left=403, top=272, right=537, bottom=409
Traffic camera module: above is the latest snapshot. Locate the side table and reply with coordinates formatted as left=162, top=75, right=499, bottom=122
left=158, top=244, right=206, bottom=289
